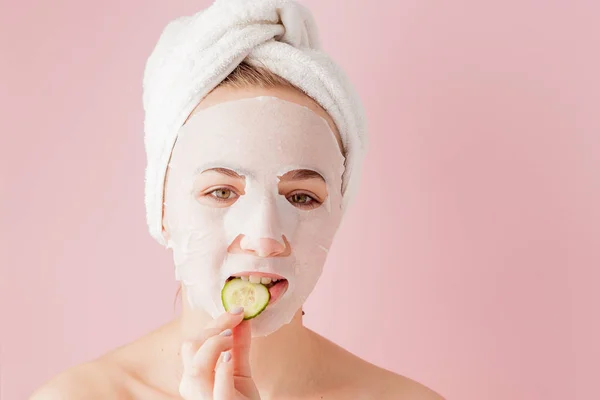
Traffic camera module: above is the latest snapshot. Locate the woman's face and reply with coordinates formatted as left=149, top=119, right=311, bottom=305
left=163, top=87, right=345, bottom=337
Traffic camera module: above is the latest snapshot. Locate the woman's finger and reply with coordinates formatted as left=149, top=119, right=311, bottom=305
left=179, top=342, right=211, bottom=400
left=192, top=308, right=245, bottom=344
left=213, top=352, right=235, bottom=399
left=232, top=320, right=253, bottom=378
left=179, top=309, right=245, bottom=399
left=192, top=331, right=234, bottom=379
left=184, top=308, right=245, bottom=370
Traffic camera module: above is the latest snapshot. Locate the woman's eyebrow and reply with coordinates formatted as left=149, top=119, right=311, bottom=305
left=279, top=169, right=325, bottom=182
left=201, top=167, right=245, bottom=179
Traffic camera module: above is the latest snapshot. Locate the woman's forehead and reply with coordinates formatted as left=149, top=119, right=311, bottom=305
left=173, top=96, right=345, bottom=181
left=187, top=85, right=343, bottom=153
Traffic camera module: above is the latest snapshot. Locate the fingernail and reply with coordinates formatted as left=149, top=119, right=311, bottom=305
left=220, top=329, right=233, bottom=337
left=230, top=306, right=244, bottom=315
left=223, top=351, right=232, bottom=363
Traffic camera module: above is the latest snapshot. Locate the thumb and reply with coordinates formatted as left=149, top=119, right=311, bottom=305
left=232, top=320, right=252, bottom=377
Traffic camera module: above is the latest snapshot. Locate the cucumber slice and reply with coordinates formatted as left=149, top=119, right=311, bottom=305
left=221, top=278, right=270, bottom=320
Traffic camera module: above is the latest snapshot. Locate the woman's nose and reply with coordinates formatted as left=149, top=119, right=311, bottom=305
left=239, top=236, right=288, bottom=257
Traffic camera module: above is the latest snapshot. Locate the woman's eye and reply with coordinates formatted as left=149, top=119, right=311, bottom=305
left=291, top=193, right=310, bottom=203
left=195, top=186, right=240, bottom=208
left=287, top=192, right=321, bottom=209
left=209, top=188, right=238, bottom=201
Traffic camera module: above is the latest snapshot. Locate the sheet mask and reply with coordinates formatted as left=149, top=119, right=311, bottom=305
left=164, top=96, right=345, bottom=337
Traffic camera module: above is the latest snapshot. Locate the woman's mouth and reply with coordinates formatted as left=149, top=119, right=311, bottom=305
left=226, top=272, right=289, bottom=305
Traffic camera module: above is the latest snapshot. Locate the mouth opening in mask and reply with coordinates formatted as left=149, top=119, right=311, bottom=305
left=225, top=272, right=290, bottom=305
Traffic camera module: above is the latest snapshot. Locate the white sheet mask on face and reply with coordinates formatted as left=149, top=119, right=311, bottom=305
left=164, top=96, right=345, bottom=337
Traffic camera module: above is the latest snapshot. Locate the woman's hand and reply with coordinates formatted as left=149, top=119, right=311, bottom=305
left=179, top=308, right=261, bottom=400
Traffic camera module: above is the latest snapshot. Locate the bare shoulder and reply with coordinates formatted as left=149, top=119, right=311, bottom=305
left=29, top=321, right=180, bottom=400
left=318, top=337, right=444, bottom=399
left=29, top=359, right=130, bottom=400
left=372, top=367, right=445, bottom=400
left=311, top=331, right=444, bottom=400
left=339, top=358, right=444, bottom=400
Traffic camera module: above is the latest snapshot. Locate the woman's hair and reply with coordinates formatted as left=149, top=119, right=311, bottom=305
left=216, top=60, right=300, bottom=91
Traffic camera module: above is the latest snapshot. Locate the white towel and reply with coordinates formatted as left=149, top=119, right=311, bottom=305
left=143, top=0, right=368, bottom=246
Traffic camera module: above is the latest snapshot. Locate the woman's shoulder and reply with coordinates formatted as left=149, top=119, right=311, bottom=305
left=370, top=368, right=445, bottom=400
left=29, top=359, right=130, bottom=400
left=340, top=359, right=445, bottom=400
left=313, top=333, right=444, bottom=400
left=29, top=322, right=179, bottom=400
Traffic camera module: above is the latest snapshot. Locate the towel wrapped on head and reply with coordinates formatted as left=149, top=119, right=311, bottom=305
left=143, top=0, right=368, bottom=246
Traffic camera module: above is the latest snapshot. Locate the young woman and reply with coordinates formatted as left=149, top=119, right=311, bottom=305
left=32, top=1, right=443, bottom=399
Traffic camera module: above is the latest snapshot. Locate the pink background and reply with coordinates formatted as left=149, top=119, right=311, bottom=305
left=1, top=0, right=599, bottom=399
